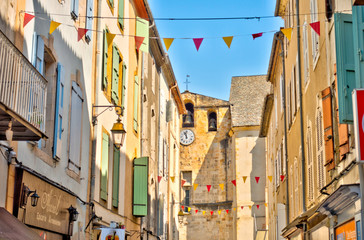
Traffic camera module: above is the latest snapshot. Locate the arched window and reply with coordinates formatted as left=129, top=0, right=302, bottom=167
left=182, top=103, right=194, bottom=127
left=208, top=112, right=217, bottom=131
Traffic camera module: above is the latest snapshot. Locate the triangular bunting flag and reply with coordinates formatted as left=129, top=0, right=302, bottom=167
left=195, top=209, right=198, bottom=214
left=188, top=207, right=191, bottom=212
left=210, top=211, right=213, bottom=216
left=252, top=32, right=263, bottom=40
left=181, top=179, right=186, bottom=187
left=158, top=176, right=162, bottom=183
left=193, top=38, right=204, bottom=51
left=206, top=185, right=212, bottom=192
left=233, top=208, right=236, bottom=211
left=23, top=13, right=34, bottom=27
left=268, top=176, right=273, bottom=182
left=106, top=32, right=116, bottom=46
left=243, top=176, right=247, bottom=183
left=310, top=21, right=320, bottom=36
left=280, top=175, right=285, bottom=181
left=223, top=36, right=233, bottom=48
left=255, top=177, right=260, bottom=183
left=226, top=209, right=229, bottom=214
left=193, top=183, right=199, bottom=191
left=134, top=36, right=145, bottom=51
left=241, top=206, right=244, bottom=210
left=49, top=21, right=61, bottom=34
left=163, top=38, right=174, bottom=51
left=265, top=203, right=268, bottom=207
left=219, top=184, right=224, bottom=191
left=181, top=206, right=185, bottom=210
left=203, top=211, right=206, bottom=215
left=170, top=176, right=175, bottom=183
left=257, top=205, right=260, bottom=209
left=78, top=28, right=88, bottom=42
left=218, top=210, right=222, bottom=215
left=231, top=180, right=236, bottom=186
left=281, top=28, right=292, bottom=41
left=249, top=206, right=252, bottom=210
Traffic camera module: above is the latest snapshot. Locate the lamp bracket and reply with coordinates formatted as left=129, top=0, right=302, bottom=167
left=92, top=105, right=124, bottom=126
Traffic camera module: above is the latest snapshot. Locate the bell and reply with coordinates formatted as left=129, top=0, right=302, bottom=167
left=209, top=118, right=217, bottom=130
left=184, top=114, right=193, bottom=125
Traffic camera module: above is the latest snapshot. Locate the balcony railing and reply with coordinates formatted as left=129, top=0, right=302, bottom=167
left=0, top=30, right=47, bottom=133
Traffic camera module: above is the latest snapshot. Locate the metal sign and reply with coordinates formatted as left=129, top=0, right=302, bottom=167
left=353, top=89, right=364, bottom=162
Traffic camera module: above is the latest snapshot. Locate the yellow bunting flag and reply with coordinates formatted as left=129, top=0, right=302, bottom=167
left=281, top=28, right=292, bottom=41
left=223, top=36, right=233, bottom=48
left=265, top=203, right=268, bottom=207
left=203, top=211, right=206, bottom=215
left=249, top=206, right=252, bottom=210
left=170, top=176, right=175, bottom=183
left=243, top=176, right=247, bottom=183
left=233, top=208, right=236, bottom=211
left=193, top=183, right=199, bottom=191
left=188, top=207, right=191, bottom=212
left=163, top=38, right=174, bottom=51
left=219, top=184, right=224, bottom=191
left=49, top=21, right=61, bottom=34
left=218, top=210, right=222, bottom=215
left=268, top=176, right=273, bottom=182
left=106, top=32, right=116, bottom=46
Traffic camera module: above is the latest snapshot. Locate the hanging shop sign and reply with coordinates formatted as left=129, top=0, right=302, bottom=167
left=353, top=89, right=364, bottom=162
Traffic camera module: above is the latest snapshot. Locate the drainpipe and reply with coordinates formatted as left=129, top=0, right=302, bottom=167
left=140, top=51, right=145, bottom=239
left=295, top=0, right=307, bottom=214
left=275, top=33, right=289, bottom=226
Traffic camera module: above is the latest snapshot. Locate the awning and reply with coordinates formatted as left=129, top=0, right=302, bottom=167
left=281, top=206, right=318, bottom=238
left=0, top=207, right=42, bottom=240
left=316, top=184, right=360, bottom=216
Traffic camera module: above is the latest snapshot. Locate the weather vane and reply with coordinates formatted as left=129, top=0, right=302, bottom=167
left=184, top=75, right=191, bottom=91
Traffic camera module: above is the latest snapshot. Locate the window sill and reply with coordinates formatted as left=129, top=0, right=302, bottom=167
left=33, top=145, right=56, bottom=167
left=66, top=168, right=81, bottom=183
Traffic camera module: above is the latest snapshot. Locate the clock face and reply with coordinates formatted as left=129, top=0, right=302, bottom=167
left=180, top=129, right=195, bottom=145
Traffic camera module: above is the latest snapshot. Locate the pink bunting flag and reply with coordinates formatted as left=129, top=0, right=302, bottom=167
left=193, top=38, right=204, bottom=51
left=181, top=205, right=185, bottom=210
left=23, top=13, right=35, bottom=27
left=310, top=21, right=320, bottom=36
left=226, top=209, right=229, bottom=214
left=257, top=205, right=260, bottom=209
left=195, top=209, right=198, bottom=214
left=181, top=179, right=186, bottom=187
left=252, top=32, right=263, bottom=40
left=78, top=28, right=88, bottom=42
left=158, top=176, right=162, bottom=183
left=210, top=211, right=213, bottom=216
left=280, top=175, right=285, bottom=181
left=206, top=185, right=212, bottom=192
left=134, top=36, right=145, bottom=51
left=255, top=177, right=260, bottom=183
left=231, top=180, right=236, bottom=186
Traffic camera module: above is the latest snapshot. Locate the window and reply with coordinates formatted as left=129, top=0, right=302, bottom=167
left=182, top=103, right=194, bottom=127
left=310, top=0, right=319, bottom=64
left=183, top=189, right=190, bottom=212
left=307, top=123, right=314, bottom=203
left=85, top=0, right=94, bottom=42
left=118, top=0, right=124, bottom=31
left=208, top=111, right=217, bottom=131
left=70, top=0, right=79, bottom=20
left=133, top=157, right=148, bottom=216
left=100, top=131, right=109, bottom=201
left=316, top=107, right=325, bottom=191
left=303, top=22, right=310, bottom=85
left=68, top=82, right=83, bottom=175
left=112, top=146, right=120, bottom=208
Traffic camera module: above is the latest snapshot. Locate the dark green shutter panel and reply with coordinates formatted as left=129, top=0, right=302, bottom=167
left=100, top=132, right=109, bottom=200
left=102, top=30, right=108, bottom=91
left=133, top=75, right=139, bottom=131
left=118, top=0, right=124, bottom=30
left=121, top=64, right=127, bottom=109
left=133, top=157, right=148, bottom=216
left=354, top=7, right=364, bottom=88
left=112, top=44, right=120, bottom=104
left=335, top=13, right=356, bottom=123
left=112, top=146, right=120, bottom=207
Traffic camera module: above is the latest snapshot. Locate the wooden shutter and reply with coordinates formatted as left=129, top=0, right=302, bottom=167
left=166, top=100, right=173, bottom=122
left=303, top=23, right=310, bottom=85
left=121, top=64, right=127, bottom=109
left=85, top=0, right=93, bottom=41
left=71, top=0, right=79, bottom=19
left=118, top=0, right=124, bottom=30
left=133, top=157, right=148, bottom=216
left=316, top=108, right=325, bottom=190
left=109, top=0, right=114, bottom=8
left=321, top=87, right=335, bottom=171
left=136, top=17, right=149, bottom=52
left=101, top=132, right=109, bottom=200
left=133, top=75, right=139, bottom=132
left=35, top=35, right=44, bottom=74
left=112, top=146, right=120, bottom=207
left=111, top=44, right=120, bottom=104
left=102, top=30, right=109, bottom=91
left=53, top=63, right=65, bottom=159
left=287, top=82, right=291, bottom=126
left=307, top=128, right=314, bottom=202
left=353, top=6, right=364, bottom=89
left=335, top=13, right=356, bottom=123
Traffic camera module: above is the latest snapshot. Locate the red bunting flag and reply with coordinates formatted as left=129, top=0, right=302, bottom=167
left=257, top=205, right=260, bottom=209
left=195, top=209, right=198, bottom=214
left=193, top=38, right=204, bottom=51
left=252, top=32, right=263, bottom=40
left=241, top=206, right=244, bottom=210
left=181, top=205, right=185, bottom=210
left=134, top=36, right=145, bottom=50
left=206, top=185, right=212, bottom=192
left=310, top=21, right=320, bottom=36
left=23, top=13, right=35, bottom=27
left=280, top=175, right=285, bottom=181
left=181, top=179, right=186, bottom=187
left=210, top=211, right=213, bottom=216
left=158, top=176, right=162, bottom=183
left=255, top=177, right=260, bottom=183
left=231, top=180, right=236, bottom=186
left=77, top=28, right=88, bottom=41
left=226, top=209, right=229, bottom=214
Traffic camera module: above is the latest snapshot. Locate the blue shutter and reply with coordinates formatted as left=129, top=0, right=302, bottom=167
left=35, top=35, right=44, bottom=75
left=353, top=6, right=364, bottom=88
left=85, top=0, right=94, bottom=41
left=53, top=63, right=65, bottom=159
left=71, top=0, right=79, bottom=19
left=335, top=13, right=356, bottom=123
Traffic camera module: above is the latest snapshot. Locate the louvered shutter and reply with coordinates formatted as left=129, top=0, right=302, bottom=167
left=71, top=0, right=79, bottom=19
left=112, top=146, right=120, bottom=207
left=118, top=0, right=124, bottom=30
left=133, top=157, right=148, bottom=216
left=322, top=87, right=335, bottom=171
left=111, top=44, right=120, bottom=104
left=101, top=132, right=109, bottom=200
left=85, top=0, right=93, bottom=41
left=133, top=75, right=139, bottom=131
left=53, top=63, right=65, bottom=159
left=102, top=30, right=109, bottom=91
left=35, top=35, right=44, bottom=74
left=121, top=64, right=127, bottom=109
left=316, top=108, right=325, bottom=190
left=307, top=128, right=314, bottom=202
left=353, top=6, right=364, bottom=89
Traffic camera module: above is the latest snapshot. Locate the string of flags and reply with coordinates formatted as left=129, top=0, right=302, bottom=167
left=22, top=12, right=321, bottom=52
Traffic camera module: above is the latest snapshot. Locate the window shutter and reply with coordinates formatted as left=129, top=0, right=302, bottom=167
left=335, top=13, right=355, bottom=123
left=85, top=0, right=94, bottom=41
left=339, top=124, right=349, bottom=160
left=121, top=64, right=127, bottom=109
left=287, top=83, right=291, bottom=126
left=303, top=23, right=310, bottom=85
left=71, top=0, right=79, bottom=19
left=53, top=63, right=65, bottom=159
left=136, top=17, right=149, bottom=52
left=166, top=100, right=173, bottom=122
left=112, top=146, right=120, bottom=207
left=35, top=35, right=44, bottom=75
left=111, top=44, right=120, bottom=104
left=321, top=87, right=335, bottom=171
left=353, top=6, right=364, bottom=89
left=68, top=82, right=83, bottom=174
left=109, top=0, right=114, bottom=8
left=133, top=157, right=148, bottom=216
left=133, top=75, right=139, bottom=132
left=316, top=108, right=325, bottom=190
left=118, top=0, right=124, bottom=30
left=102, top=30, right=109, bottom=91
left=101, top=132, right=109, bottom=200
left=307, top=127, right=314, bottom=202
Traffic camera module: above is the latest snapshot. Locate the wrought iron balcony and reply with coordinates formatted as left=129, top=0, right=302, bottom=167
left=0, top=30, right=47, bottom=141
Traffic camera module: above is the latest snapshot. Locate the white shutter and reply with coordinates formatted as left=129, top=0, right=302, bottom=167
left=316, top=108, right=325, bottom=191
left=307, top=125, right=314, bottom=202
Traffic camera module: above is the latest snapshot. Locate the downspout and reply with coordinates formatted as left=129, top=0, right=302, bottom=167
left=275, top=33, right=290, bottom=226
left=295, top=0, right=307, bottom=214
left=140, top=51, right=145, bottom=239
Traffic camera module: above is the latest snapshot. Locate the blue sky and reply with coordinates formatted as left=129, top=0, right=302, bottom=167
left=149, top=0, right=283, bottom=101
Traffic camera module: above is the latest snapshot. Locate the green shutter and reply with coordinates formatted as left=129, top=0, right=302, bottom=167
left=353, top=7, right=364, bottom=89
left=121, top=64, right=127, bottom=109
left=109, top=0, right=114, bottom=8
left=118, top=0, right=124, bottom=30
left=136, top=17, right=149, bottom=52
left=133, top=157, right=148, bottom=216
left=102, top=30, right=108, bottom=91
left=100, top=132, right=109, bottom=200
left=335, top=13, right=356, bottom=123
left=133, top=75, right=139, bottom=131
left=112, top=146, right=120, bottom=207
left=111, top=44, right=120, bottom=104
